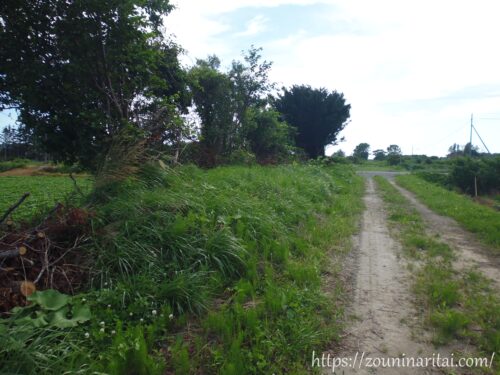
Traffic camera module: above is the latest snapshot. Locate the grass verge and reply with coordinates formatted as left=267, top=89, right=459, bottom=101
left=1, top=164, right=364, bottom=374
left=374, top=176, right=499, bottom=373
left=396, top=174, right=500, bottom=251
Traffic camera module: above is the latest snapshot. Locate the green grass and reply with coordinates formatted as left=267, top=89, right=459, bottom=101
left=396, top=174, right=500, bottom=251
left=0, top=176, right=92, bottom=222
left=0, top=164, right=364, bottom=374
left=375, top=176, right=500, bottom=370
left=353, top=160, right=405, bottom=171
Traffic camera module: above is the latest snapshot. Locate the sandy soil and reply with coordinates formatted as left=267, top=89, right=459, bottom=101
left=389, top=180, right=500, bottom=290
left=0, top=166, right=87, bottom=177
left=326, top=178, right=440, bottom=374
left=0, top=166, right=42, bottom=176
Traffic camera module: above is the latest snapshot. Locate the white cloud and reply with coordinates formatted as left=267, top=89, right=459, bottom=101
left=166, top=0, right=500, bottom=155
left=236, top=15, right=268, bottom=37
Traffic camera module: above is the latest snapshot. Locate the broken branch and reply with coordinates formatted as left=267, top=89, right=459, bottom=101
left=0, top=246, right=27, bottom=260
left=0, top=193, right=30, bottom=225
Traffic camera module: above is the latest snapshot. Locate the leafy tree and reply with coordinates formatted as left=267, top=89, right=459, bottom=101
left=386, top=144, right=402, bottom=165
left=0, top=0, right=188, bottom=170
left=230, top=46, right=273, bottom=147
left=463, top=142, right=480, bottom=157
left=332, top=149, right=346, bottom=157
left=275, top=85, right=350, bottom=159
left=372, top=149, right=386, bottom=161
left=447, top=143, right=463, bottom=158
left=188, top=48, right=277, bottom=165
left=188, top=56, right=234, bottom=165
left=0, top=125, right=47, bottom=160
left=353, top=143, right=370, bottom=160
left=245, top=108, right=295, bottom=163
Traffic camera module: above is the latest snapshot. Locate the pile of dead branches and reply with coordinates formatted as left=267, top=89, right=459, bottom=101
left=0, top=194, right=92, bottom=315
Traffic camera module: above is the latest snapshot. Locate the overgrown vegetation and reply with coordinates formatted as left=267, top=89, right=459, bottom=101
left=0, top=164, right=363, bottom=374
left=374, top=176, right=500, bottom=371
left=396, top=174, right=500, bottom=250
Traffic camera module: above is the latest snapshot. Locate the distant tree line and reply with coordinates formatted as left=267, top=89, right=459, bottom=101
left=0, top=1, right=350, bottom=171
left=351, top=143, right=402, bottom=165
left=0, top=125, right=47, bottom=161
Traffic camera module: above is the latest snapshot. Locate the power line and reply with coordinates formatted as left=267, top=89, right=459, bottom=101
left=425, top=124, right=468, bottom=149
left=470, top=113, right=492, bottom=155
left=472, top=124, right=491, bottom=154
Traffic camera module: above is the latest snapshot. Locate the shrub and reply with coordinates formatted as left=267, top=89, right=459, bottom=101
left=449, top=156, right=500, bottom=195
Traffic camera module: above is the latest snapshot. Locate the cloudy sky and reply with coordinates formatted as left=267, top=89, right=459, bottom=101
left=1, top=0, right=499, bottom=156
left=166, top=0, right=500, bottom=156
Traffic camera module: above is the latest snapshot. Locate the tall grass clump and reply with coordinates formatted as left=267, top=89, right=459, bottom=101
left=1, top=161, right=364, bottom=374
left=88, top=163, right=363, bottom=373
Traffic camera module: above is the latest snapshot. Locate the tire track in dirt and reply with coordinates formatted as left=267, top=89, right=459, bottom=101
left=327, top=177, right=440, bottom=375
left=388, top=179, right=500, bottom=291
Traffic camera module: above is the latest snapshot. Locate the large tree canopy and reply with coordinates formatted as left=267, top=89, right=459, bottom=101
left=275, top=85, right=350, bottom=159
left=0, top=0, right=188, bottom=169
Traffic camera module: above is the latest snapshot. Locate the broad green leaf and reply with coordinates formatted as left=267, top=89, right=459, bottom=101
left=50, top=307, right=77, bottom=328
left=27, top=289, right=70, bottom=311
left=50, top=305, right=91, bottom=328
left=71, top=305, right=92, bottom=323
left=14, top=314, right=49, bottom=328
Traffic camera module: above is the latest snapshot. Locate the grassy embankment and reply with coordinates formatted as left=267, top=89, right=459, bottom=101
left=375, top=176, right=499, bottom=372
left=396, top=175, right=500, bottom=251
left=1, top=164, right=364, bottom=374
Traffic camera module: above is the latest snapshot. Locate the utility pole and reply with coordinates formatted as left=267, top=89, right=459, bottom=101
left=469, top=113, right=473, bottom=157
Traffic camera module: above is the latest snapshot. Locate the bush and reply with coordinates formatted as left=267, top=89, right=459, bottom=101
left=415, top=171, right=449, bottom=187
left=226, top=149, right=257, bottom=166
left=449, top=156, right=500, bottom=195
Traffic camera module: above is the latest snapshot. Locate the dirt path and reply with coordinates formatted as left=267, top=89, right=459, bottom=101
left=388, top=180, right=500, bottom=290
left=328, top=178, right=439, bottom=374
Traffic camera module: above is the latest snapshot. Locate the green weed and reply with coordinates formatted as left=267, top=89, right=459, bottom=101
left=396, top=174, right=500, bottom=250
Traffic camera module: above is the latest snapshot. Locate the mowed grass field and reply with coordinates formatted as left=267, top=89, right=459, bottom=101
left=0, top=176, right=92, bottom=222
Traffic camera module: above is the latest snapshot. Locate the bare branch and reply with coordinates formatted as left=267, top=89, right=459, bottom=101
left=0, top=192, right=30, bottom=225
